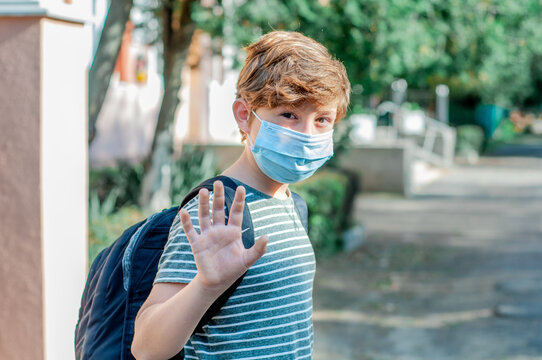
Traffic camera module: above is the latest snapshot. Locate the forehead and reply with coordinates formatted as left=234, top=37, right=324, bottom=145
left=277, top=100, right=339, bottom=115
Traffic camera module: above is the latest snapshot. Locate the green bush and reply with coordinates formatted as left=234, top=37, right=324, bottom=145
left=89, top=162, right=144, bottom=210
left=88, top=146, right=218, bottom=265
left=88, top=205, right=146, bottom=265
left=455, top=125, right=485, bottom=157
left=491, top=119, right=520, bottom=143
left=170, top=145, right=219, bottom=206
left=87, top=149, right=356, bottom=263
left=291, top=169, right=356, bottom=258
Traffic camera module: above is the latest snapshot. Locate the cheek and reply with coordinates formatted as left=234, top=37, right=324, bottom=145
left=248, top=118, right=261, bottom=143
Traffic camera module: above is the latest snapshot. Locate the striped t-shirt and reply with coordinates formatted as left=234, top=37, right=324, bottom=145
left=154, top=181, right=315, bottom=359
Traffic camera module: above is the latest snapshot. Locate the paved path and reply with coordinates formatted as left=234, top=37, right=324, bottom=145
left=313, top=155, right=542, bottom=360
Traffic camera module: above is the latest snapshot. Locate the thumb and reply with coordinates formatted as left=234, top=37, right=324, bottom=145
left=244, top=235, right=268, bottom=269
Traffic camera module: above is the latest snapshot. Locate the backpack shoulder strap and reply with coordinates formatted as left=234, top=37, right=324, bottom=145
left=291, top=191, right=309, bottom=234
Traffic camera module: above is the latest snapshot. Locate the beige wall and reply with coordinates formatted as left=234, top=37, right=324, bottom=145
left=0, top=15, right=88, bottom=360
left=0, top=16, right=44, bottom=360
left=41, top=17, right=88, bottom=360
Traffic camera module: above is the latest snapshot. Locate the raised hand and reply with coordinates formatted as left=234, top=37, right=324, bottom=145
left=179, top=181, right=268, bottom=292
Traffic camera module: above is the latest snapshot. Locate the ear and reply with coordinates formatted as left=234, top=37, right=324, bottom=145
left=232, top=98, right=251, bottom=134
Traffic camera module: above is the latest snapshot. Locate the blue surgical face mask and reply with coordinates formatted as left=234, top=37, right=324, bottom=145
left=247, top=110, right=334, bottom=184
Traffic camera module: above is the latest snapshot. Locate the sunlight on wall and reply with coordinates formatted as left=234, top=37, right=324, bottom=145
left=41, top=17, right=88, bottom=360
left=208, top=72, right=242, bottom=144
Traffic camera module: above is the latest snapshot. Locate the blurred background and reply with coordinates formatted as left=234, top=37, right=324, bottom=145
left=2, top=0, right=542, bottom=359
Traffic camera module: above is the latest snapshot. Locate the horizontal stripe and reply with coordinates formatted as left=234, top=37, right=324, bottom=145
left=244, top=261, right=315, bottom=280
left=157, top=268, right=198, bottom=274
left=239, top=343, right=313, bottom=360
left=250, top=253, right=314, bottom=272
left=265, top=227, right=298, bottom=238
left=237, top=269, right=315, bottom=290
left=253, top=220, right=294, bottom=232
left=161, top=250, right=193, bottom=256
left=245, top=198, right=268, bottom=206
left=229, top=278, right=313, bottom=300
left=197, top=316, right=312, bottom=337
left=154, top=277, right=192, bottom=283
left=161, top=259, right=196, bottom=265
left=209, top=306, right=312, bottom=329
left=185, top=333, right=313, bottom=355
left=213, top=297, right=312, bottom=320
left=233, top=341, right=313, bottom=360
left=267, top=235, right=308, bottom=248
left=253, top=245, right=313, bottom=265
left=165, top=242, right=191, bottom=248
left=222, top=288, right=312, bottom=311
left=191, top=327, right=309, bottom=347
left=249, top=204, right=294, bottom=214
left=252, top=212, right=294, bottom=222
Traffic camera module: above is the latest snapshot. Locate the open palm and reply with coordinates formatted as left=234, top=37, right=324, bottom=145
left=179, top=181, right=268, bottom=292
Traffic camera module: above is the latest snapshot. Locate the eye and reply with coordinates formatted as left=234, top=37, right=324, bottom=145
left=315, top=117, right=332, bottom=126
left=281, top=112, right=296, bottom=120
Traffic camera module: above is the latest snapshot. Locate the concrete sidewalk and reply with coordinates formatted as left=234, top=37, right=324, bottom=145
left=313, top=155, right=542, bottom=360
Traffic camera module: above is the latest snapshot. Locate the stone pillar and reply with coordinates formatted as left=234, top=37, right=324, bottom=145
left=187, top=30, right=212, bottom=144
left=0, top=2, right=89, bottom=359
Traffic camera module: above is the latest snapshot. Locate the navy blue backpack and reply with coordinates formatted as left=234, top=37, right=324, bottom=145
left=75, top=175, right=308, bottom=359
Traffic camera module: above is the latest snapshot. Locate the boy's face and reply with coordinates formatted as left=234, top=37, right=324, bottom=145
left=246, top=101, right=338, bottom=143
left=232, top=98, right=337, bottom=184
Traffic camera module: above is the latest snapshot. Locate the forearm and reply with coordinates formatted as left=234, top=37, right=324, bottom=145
left=132, top=275, right=225, bottom=360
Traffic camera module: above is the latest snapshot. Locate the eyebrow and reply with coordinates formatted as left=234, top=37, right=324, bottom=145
left=318, top=110, right=337, bottom=116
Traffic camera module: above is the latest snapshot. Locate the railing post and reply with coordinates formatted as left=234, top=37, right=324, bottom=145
left=391, top=78, right=408, bottom=105
left=436, top=84, right=450, bottom=124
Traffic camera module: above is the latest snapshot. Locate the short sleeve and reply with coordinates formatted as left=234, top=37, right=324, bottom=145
left=154, top=193, right=214, bottom=284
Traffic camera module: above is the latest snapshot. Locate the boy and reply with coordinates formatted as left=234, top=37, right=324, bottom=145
left=132, top=30, right=350, bottom=359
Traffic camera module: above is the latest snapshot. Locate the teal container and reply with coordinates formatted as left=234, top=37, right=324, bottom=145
left=475, top=104, right=507, bottom=138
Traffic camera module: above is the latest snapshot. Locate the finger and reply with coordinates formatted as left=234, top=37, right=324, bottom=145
left=243, top=235, right=268, bottom=269
left=227, top=186, right=245, bottom=228
left=198, top=188, right=211, bottom=232
left=212, top=180, right=226, bottom=225
left=179, top=209, right=200, bottom=244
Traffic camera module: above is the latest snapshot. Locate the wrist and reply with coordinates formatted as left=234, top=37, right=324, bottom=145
left=191, top=274, right=229, bottom=301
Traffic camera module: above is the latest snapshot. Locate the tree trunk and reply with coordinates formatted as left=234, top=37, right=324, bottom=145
left=139, top=0, right=196, bottom=209
left=88, top=0, right=133, bottom=144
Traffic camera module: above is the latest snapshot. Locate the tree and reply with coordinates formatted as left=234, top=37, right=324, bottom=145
left=91, top=0, right=542, bottom=208
left=89, top=0, right=134, bottom=144
left=193, top=0, right=542, bottom=108
left=139, top=0, right=197, bottom=208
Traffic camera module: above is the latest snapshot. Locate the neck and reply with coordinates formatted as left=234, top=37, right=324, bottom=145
left=221, top=146, right=290, bottom=200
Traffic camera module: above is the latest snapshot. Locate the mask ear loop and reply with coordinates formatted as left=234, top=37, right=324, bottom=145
left=245, top=132, right=255, bottom=150
left=245, top=110, right=262, bottom=150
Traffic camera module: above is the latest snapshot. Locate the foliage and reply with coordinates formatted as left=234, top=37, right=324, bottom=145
left=491, top=119, right=520, bottom=143
left=130, top=0, right=197, bottom=208
left=455, top=125, right=485, bottom=157
left=291, top=169, right=356, bottom=258
left=88, top=155, right=354, bottom=263
left=325, top=118, right=355, bottom=169
left=87, top=145, right=217, bottom=264
left=89, top=162, right=145, bottom=210
left=170, top=145, right=219, bottom=205
left=192, top=0, right=542, bottom=109
left=88, top=204, right=146, bottom=265
left=89, top=145, right=218, bottom=211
